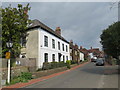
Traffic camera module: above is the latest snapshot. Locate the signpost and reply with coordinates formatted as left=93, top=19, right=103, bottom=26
left=6, top=51, right=11, bottom=83
left=6, top=52, right=10, bottom=59
left=6, top=40, right=13, bottom=84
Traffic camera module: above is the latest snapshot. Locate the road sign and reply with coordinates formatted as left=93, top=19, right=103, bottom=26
left=6, top=52, right=10, bottom=59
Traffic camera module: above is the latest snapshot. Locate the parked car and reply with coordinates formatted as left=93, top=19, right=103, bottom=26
left=91, top=57, right=97, bottom=62
left=96, top=58, right=104, bottom=66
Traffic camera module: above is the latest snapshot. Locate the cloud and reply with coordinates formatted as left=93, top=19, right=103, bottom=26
left=2, top=2, right=118, bottom=49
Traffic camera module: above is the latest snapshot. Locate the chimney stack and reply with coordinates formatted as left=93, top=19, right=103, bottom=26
left=91, top=47, right=92, bottom=49
left=55, top=27, right=61, bottom=35
left=70, top=40, right=73, bottom=45
left=80, top=46, right=82, bottom=49
left=75, top=44, right=78, bottom=49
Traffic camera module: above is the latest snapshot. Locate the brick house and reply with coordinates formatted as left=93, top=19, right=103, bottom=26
left=69, top=40, right=80, bottom=62
left=79, top=46, right=89, bottom=60
left=88, top=47, right=104, bottom=58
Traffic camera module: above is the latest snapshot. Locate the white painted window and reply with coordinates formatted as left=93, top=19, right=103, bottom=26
left=75, top=51, right=77, bottom=55
left=44, top=36, right=48, bottom=47
left=70, top=49, right=72, bottom=53
left=62, top=44, right=64, bottom=51
left=66, top=56, right=68, bottom=60
left=52, top=39, right=55, bottom=49
left=63, top=55, right=65, bottom=62
left=66, top=45, right=68, bottom=52
left=44, top=53, right=48, bottom=62
left=58, top=41, right=60, bottom=50
left=52, top=54, right=55, bottom=62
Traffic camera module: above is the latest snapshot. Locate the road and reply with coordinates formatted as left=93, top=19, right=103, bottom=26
left=23, top=62, right=118, bottom=88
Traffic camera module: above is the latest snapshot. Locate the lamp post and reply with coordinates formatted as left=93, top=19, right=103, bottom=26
left=6, top=40, right=13, bottom=84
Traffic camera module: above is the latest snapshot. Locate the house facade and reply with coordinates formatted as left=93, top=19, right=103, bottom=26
left=69, top=40, right=80, bottom=62
left=88, top=47, right=104, bottom=58
left=79, top=51, right=84, bottom=61
left=20, top=19, right=70, bottom=68
left=79, top=46, right=89, bottom=60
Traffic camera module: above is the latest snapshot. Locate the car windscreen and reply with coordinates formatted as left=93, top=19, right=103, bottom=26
left=96, top=59, right=103, bottom=62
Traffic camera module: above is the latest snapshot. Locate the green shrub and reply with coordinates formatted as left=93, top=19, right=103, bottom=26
left=51, top=62, right=58, bottom=69
left=42, top=62, right=51, bottom=70
left=66, top=60, right=71, bottom=69
left=21, top=72, right=32, bottom=80
left=10, top=77, right=21, bottom=84
left=67, top=64, right=71, bottom=69
left=58, top=61, right=66, bottom=67
left=66, top=60, right=71, bottom=65
left=10, top=72, right=32, bottom=85
left=71, top=60, right=78, bottom=64
left=42, top=61, right=67, bottom=70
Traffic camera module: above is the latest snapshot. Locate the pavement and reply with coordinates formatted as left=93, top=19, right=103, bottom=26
left=2, top=61, right=90, bottom=89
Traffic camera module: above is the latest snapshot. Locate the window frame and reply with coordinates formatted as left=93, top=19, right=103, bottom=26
left=52, top=54, right=55, bottom=62
left=52, top=39, right=55, bottom=49
left=66, top=56, right=68, bottom=60
left=44, top=35, right=48, bottom=47
left=62, top=43, right=64, bottom=51
left=44, top=53, right=48, bottom=62
left=63, top=55, right=65, bottom=62
left=58, top=41, right=60, bottom=50
left=66, top=45, right=68, bottom=52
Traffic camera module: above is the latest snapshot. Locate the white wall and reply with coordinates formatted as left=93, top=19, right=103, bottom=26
left=38, top=28, right=70, bottom=68
left=80, top=52, right=84, bottom=61
left=89, top=53, right=94, bottom=59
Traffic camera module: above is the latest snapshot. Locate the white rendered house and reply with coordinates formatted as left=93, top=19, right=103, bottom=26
left=80, top=51, right=84, bottom=61
left=21, top=19, right=70, bottom=68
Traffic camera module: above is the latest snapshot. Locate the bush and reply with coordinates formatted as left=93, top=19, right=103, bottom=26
left=51, top=62, right=58, bottom=69
left=58, top=61, right=66, bottom=67
left=20, top=72, right=32, bottom=80
left=66, top=60, right=71, bottom=69
left=66, top=60, right=71, bottom=65
left=10, top=72, right=32, bottom=85
left=42, top=61, right=67, bottom=70
left=71, top=60, right=78, bottom=64
left=42, top=62, right=51, bottom=70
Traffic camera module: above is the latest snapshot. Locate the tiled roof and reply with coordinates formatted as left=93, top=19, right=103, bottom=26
left=28, top=19, right=69, bottom=43
left=88, top=48, right=101, bottom=53
left=79, top=48, right=89, bottom=55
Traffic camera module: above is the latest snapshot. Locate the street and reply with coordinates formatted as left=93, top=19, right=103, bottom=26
left=22, top=62, right=118, bottom=88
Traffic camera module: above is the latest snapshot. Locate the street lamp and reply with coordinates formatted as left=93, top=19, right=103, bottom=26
left=6, top=40, right=13, bottom=84
left=6, top=41, right=13, bottom=49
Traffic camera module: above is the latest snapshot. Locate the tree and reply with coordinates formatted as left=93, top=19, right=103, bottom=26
left=100, top=21, right=120, bottom=59
left=1, top=3, right=31, bottom=58
left=0, top=7, right=2, bottom=58
left=109, top=1, right=120, bottom=10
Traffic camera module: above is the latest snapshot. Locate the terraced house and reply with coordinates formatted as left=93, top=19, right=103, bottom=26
left=20, top=19, right=70, bottom=68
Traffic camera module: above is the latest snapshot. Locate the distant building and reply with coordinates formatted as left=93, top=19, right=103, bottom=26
left=88, top=47, right=104, bottom=58
left=79, top=46, right=89, bottom=60
left=79, top=51, right=84, bottom=61
left=69, top=40, right=80, bottom=62
left=20, top=19, right=70, bottom=68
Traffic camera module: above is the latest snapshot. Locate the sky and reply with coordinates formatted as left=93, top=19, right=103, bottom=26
left=2, top=2, right=118, bottom=49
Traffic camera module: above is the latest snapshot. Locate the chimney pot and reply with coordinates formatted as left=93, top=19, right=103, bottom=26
left=70, top=40, right=73, bottom=45
left=80, top=46, right=82, bottom=49
left=55, top=27, right=61, bottom=35
left=91, top=47, right=92, bottom=49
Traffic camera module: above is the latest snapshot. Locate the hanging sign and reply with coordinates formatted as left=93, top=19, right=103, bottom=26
left=5, top=52, right=10, bottom=59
